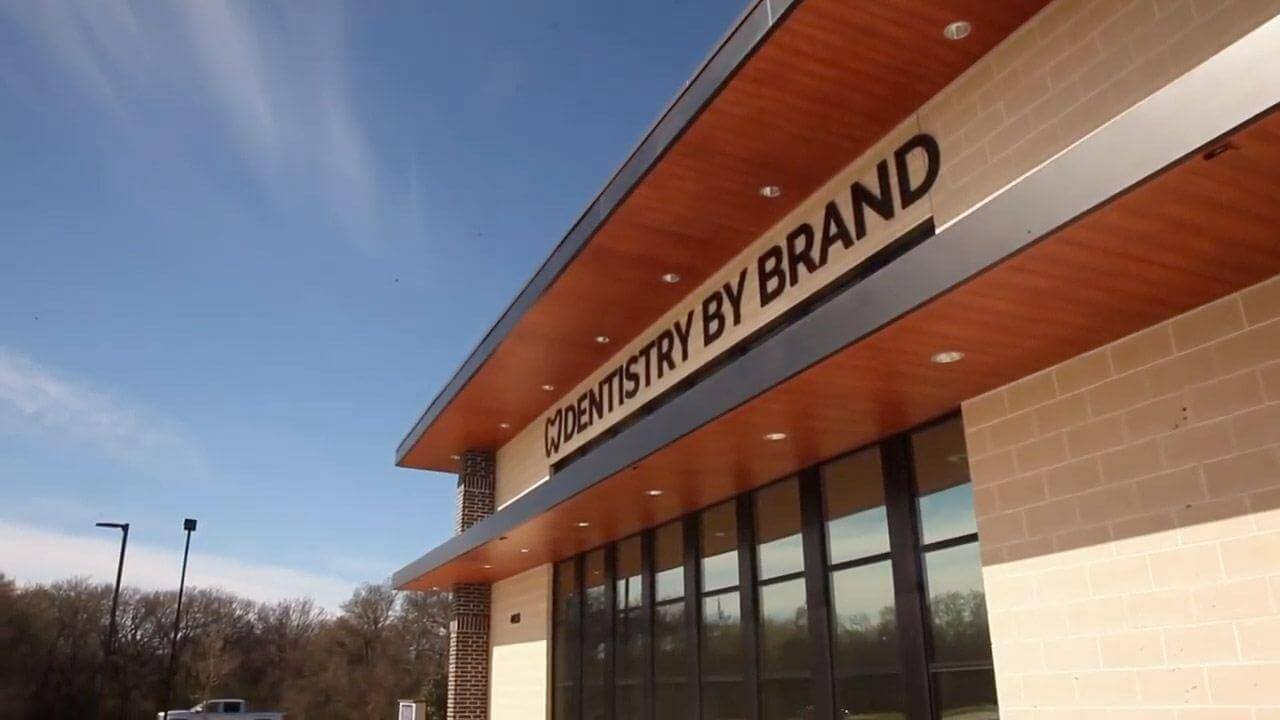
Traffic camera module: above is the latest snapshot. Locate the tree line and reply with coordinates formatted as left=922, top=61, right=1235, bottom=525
left=0, top=572, right=449, bottom=720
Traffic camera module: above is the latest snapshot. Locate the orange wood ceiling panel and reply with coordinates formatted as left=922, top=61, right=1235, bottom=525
left=400, top=0, right=1051, bottom=471
left=400, top=108, right=1280, bottom=589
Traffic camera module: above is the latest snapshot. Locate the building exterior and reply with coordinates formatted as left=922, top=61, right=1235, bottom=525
left=392, top=1, right=1280, bottom=718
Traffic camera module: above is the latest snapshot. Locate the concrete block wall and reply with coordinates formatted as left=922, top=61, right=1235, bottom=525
left=963, top=273, right=1280, bottom=717
left=924, top=0, right=1280, bottom=226
left=488, top=565, right=552, bottom=720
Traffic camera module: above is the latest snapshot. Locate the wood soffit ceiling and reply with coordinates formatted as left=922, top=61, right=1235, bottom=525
left=398, top=0, right=1052, bottom=471
left=400, top=108, right=1280, bottom=589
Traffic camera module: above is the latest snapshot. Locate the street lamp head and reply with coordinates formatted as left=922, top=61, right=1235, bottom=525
left=96, top=522, right=128, bottom=530
left=183, top=518, right=198, bottom=532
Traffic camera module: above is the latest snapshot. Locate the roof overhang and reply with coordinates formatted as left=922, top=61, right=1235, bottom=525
left=395, top=16, right=1280, bottom=589
left=396, top=0, right=1052, bottom=471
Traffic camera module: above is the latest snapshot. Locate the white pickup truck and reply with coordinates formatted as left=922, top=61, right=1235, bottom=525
left=157, top=699, right=284, bottom=720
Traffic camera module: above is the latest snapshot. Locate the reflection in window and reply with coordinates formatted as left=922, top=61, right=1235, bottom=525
left=754, top=478, right=812, bottom=720
left=582, top=549, right=608, bottom=720
left=549, top=415, right=996, bottom=720
left=913, top=417, right=995, bottom=720
left=655, top=521, right=684, bottom=602
left=758, top=579, right=810, bottom=720
left=553, top=560, right=579, bottom=720
left=615, top=536, right=644, bottom=720
left=755, top=477, right=804, bottom=580
left=701, top=592, right=745, bottom=720
left=822, top=448, right=906, bottom=719
left=701, top=501, right=738, bottom=592
left=653, top=522, right=687, bottom=718
left=830, top=562, right=900, bottom=674
left=914, top=420, right=978, bottom=545
left=822, top=448, right=890, bottom=563
left=700, top=502, right=745, bottom=720
left=934, top=668, right=999, bottom=719
left=924, top=544, right=992, bottom=666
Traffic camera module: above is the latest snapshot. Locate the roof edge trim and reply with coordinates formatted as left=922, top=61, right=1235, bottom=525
left=395, top=0, right=798, bottom=465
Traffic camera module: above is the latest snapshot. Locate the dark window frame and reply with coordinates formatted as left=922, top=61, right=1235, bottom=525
left=551, top=411, right=993, bottom=720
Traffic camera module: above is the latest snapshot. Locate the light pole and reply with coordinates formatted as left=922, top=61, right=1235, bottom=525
left=95, top=521, right=129, bottom=720
left=95, top=522, right=130, bottom=656
left=161, top=518, right=197, bottom=720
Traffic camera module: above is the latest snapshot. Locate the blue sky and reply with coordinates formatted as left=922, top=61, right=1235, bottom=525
left=0, top=0, right=746, bottom=609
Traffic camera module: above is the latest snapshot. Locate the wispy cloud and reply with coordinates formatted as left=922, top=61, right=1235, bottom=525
left=1, top=0, right=388, bottom=243
left=0, top=519, right=355, bottom=611
left=0, top=348, right=202, bottom=474
left=179, top=0, right=279, bottom=157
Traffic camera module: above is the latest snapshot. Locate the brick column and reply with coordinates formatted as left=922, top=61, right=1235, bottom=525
left=447, top=450, right=495, bottom=720
left=455, top=451, right=495, bottom=534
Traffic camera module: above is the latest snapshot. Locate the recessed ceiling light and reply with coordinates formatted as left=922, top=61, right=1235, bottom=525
left=482, top=564, right=492, bottom=569
left=661, top=272, right=681, bottom=284
left=576, top=521, right=590, bottom=528
left=541, top=383, right=556, bottom=391
left=931, top=350, right=965, bottom=364
left=1203, top=142, right=1236, bottom=161
left=449, top=454, right=460, bottom=460
left=758, top=185, right=782, bottom=198
left=499, top=422, right=511, bottom=429
left=943, top=20, right=971, bottom=40
left=645, top=489, right=664, bottom=497
left=714, top=531, right=727, bottom=538
left=595, top=335, right=610, bottom=345
left=763, top=432, right=788, bottom=441
left=520, top=548, right=530, bottom=553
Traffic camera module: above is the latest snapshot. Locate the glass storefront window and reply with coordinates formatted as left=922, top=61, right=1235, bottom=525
left=754, top=478, right=812, bottom=720
left=582, top=549, right=608, bottom=720
left=701, top=591, right=745, bottom=720
left=655, top=521, right=684, bottom=602
left=700, top=501, right=745, bottom=720
left=553, top=560, right=579, bottom=720
left=755, top=477, right=804, bottom=581
left=914, top=419, right=978, bottom=546
left=822, top=447, right=906, bottom=719
left=829, top=561, right=898, bottom=672
left=923, top=544, right=992, bottom=666
left=652, top=521, right=687, bottom=717
left=700, top=501, right=738, bottom=592
left=912, top=418, right=996, bottom=720
left=933, top=668, right=999, bottom=719
left=550, top=415, right=996, bottom=720
left=758, top=578, right=810, bottom=720
left=822, top=447, right=890, bottom=563
left=615, top=536, right=644, bottom=720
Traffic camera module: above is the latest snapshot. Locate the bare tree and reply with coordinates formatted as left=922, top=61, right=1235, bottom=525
left=0, top=573, right=450, bottom=720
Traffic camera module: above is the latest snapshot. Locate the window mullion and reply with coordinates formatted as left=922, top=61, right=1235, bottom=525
left=681, top=515, right=702, bottom=720
left=882, top=434, right=935, bottom=720
left=641, top=530, right=655, bottom=720
left=573, top=553, right=586, bottom=720
left=798, top=467, right=836, bottom=720
left=604, top=544, right=617, bottom=720
left=735, top=494, right=761, bottom=720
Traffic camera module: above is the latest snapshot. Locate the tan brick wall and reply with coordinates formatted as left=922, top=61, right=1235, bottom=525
left=924, top=0, right=1280, bottom=226
left=963, top=273, right=1280, bottom=716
